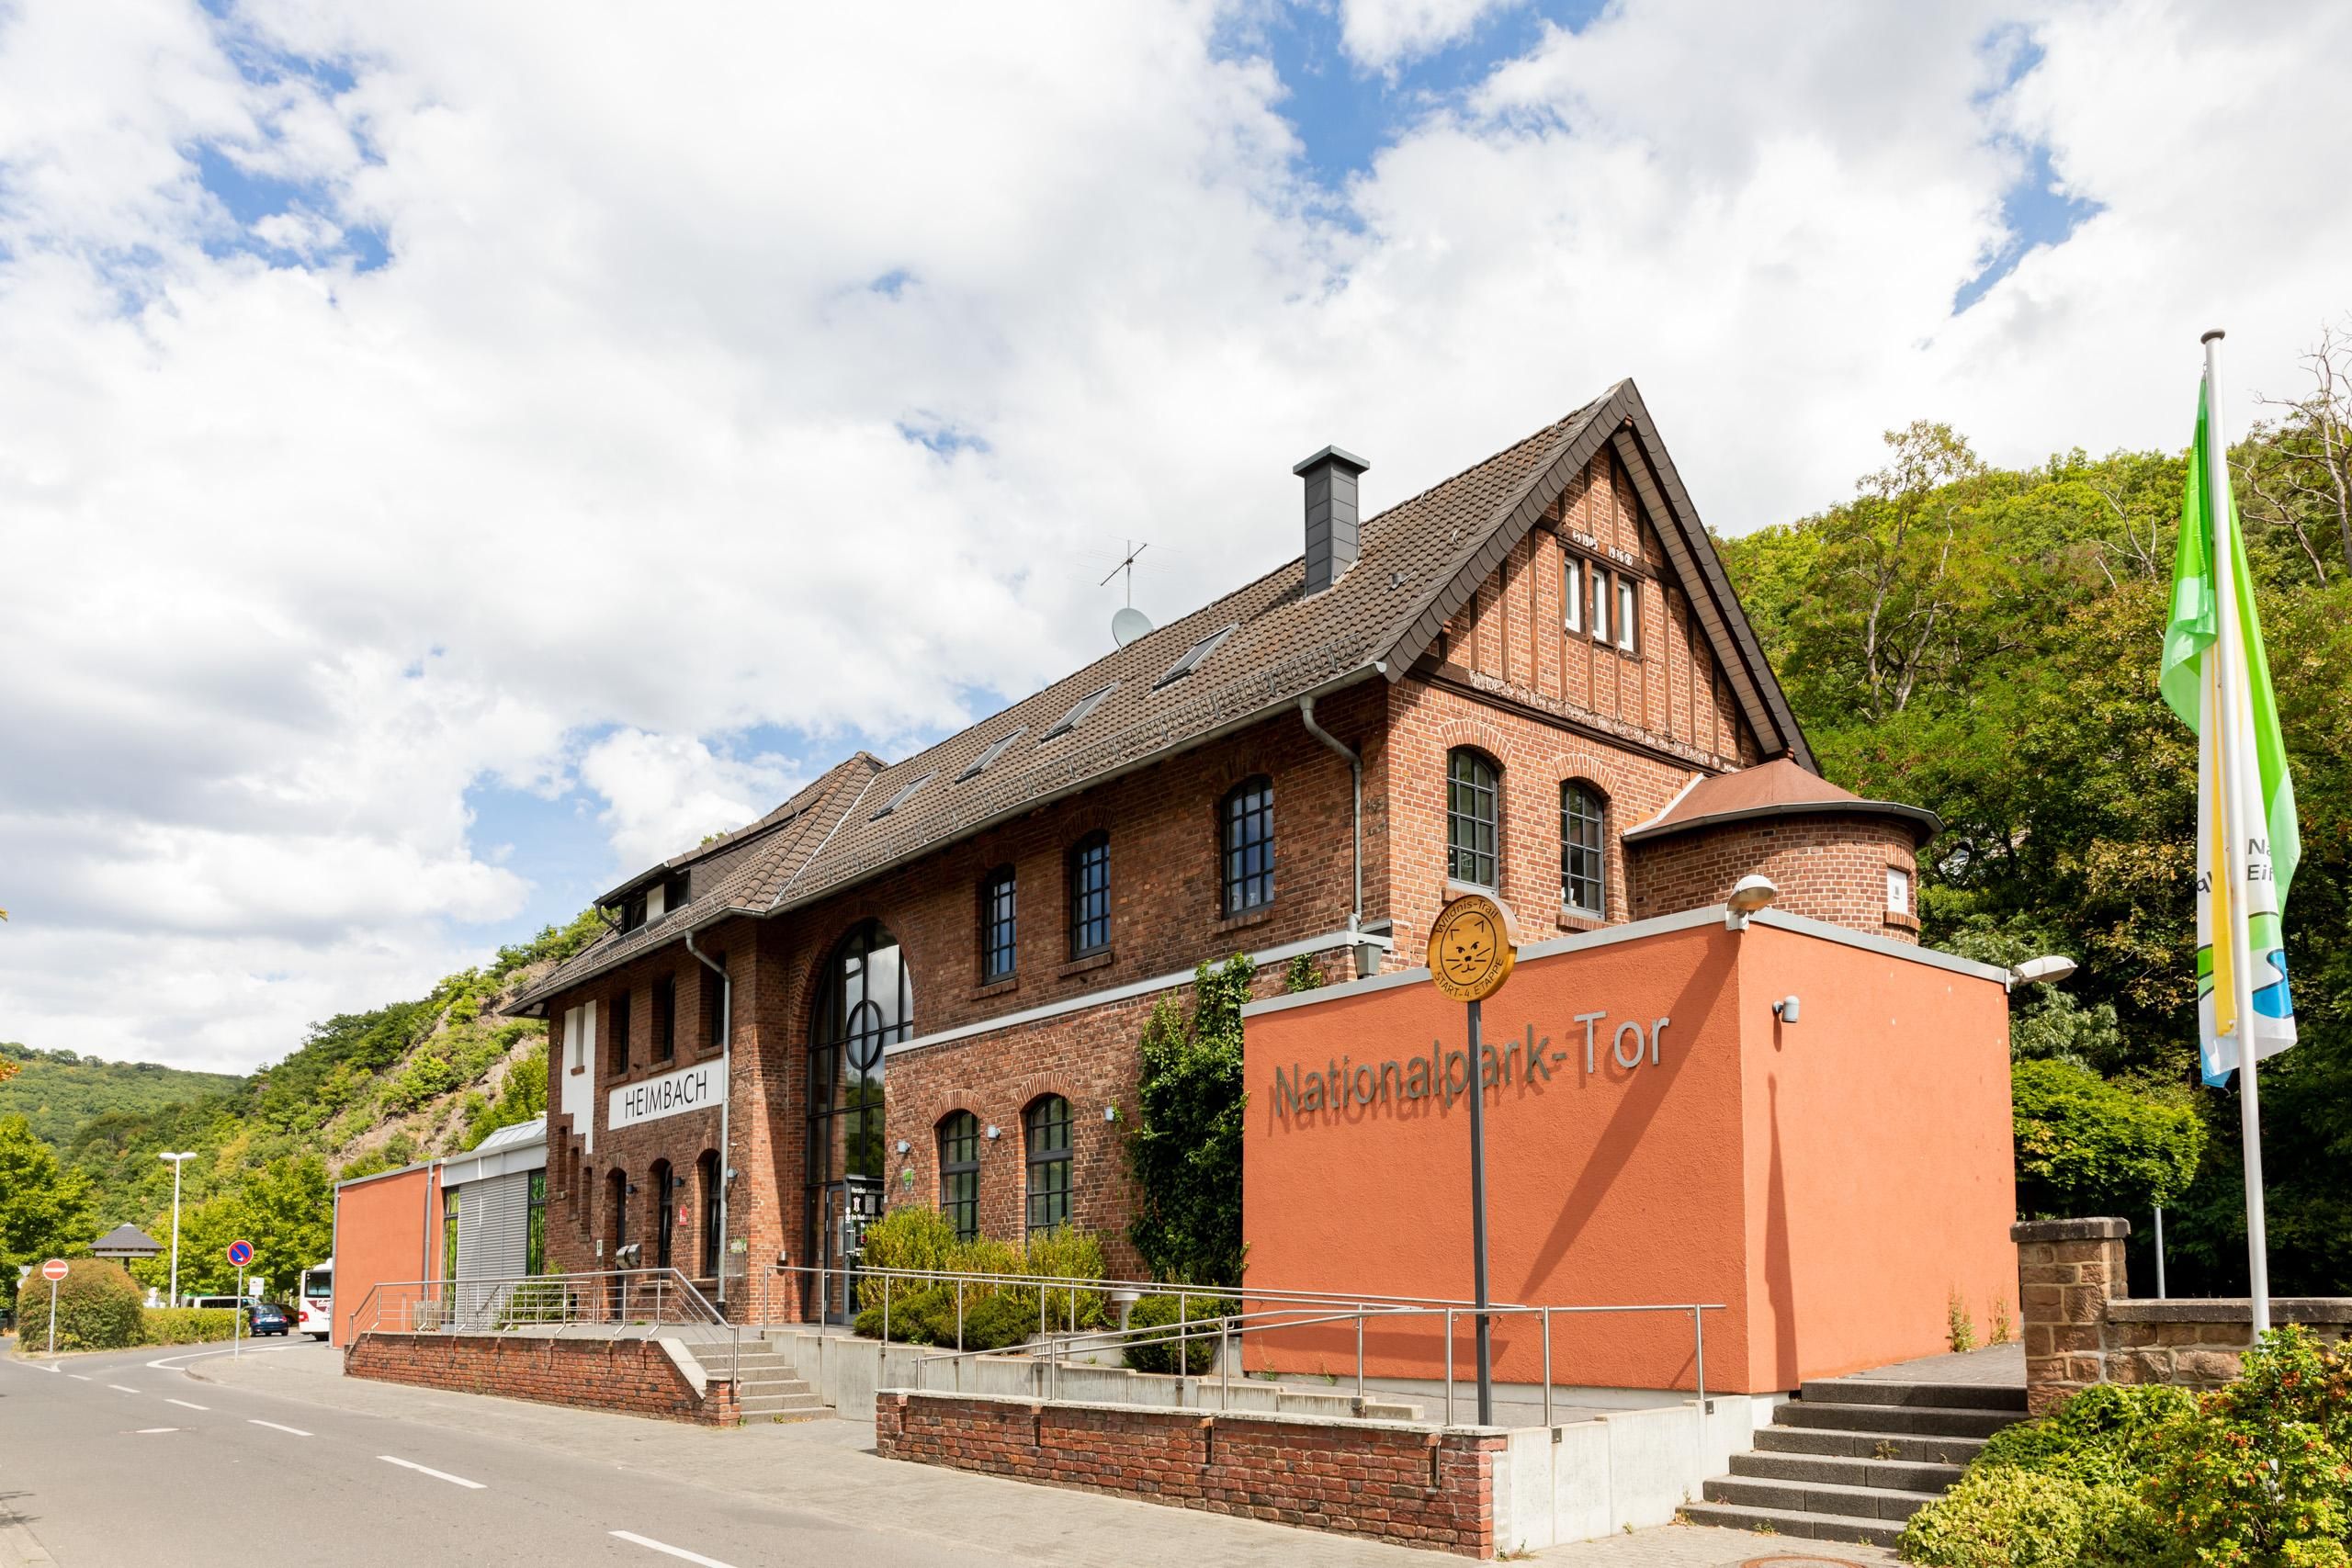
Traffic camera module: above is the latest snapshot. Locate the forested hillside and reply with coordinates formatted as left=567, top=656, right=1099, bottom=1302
left=0, top=908, right=603, bottom=1298
left=1719, top=328, right=2352, bottom=1295
left=0, top=1044, right=239, bottom=1146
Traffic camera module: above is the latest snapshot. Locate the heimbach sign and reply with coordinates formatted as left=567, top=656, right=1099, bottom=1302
left=1272, top=1010, right=1670, bottom=1117
left=609, top=1058, right=728, bottom=1131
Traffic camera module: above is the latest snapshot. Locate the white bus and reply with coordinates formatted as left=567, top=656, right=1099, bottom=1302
left=297, top=1260, right=332, bottom=1339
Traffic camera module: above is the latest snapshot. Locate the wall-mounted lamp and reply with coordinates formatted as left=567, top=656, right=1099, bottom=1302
left=894, top=1139, right=911, bottom=1155
left=626, top=1183, right=640, bottom=1195
left=985, top=1125, right=1001, bottom=1140
left=2012, top=955, right=2078, bottom=987
left=1724, top=874, right=1779, bottom=931
left=1771, top=996, right=1801, bottom=1024
left=1103, top=1105, right=1118, bottom=1122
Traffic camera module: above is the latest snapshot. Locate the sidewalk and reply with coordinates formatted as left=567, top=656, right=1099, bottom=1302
left=191, top=1344, right=1893, bottom=1566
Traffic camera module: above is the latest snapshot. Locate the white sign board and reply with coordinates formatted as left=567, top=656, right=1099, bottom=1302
left=609, top=1057, right=727, bottom=1132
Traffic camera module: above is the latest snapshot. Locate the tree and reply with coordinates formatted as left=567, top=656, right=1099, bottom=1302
left=0, top=1113, right=97, bottom=1276
left=1127, top=955, right=1255, bottom=1286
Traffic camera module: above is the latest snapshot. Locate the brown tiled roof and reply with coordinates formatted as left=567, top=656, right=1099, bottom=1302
left=514, top=380, right=1815, bottom=1008
left=1622, top=756, right=1939, bottom=843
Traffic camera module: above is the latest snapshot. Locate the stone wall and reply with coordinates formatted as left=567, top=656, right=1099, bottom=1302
left=876, top=1391, right=1504, bottom=1558
left=346, top=1331, right=740, bottom=1427
left=2011, top=1217, right=2352, bottom=1414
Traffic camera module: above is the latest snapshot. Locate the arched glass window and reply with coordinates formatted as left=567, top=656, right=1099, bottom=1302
left=697, top=1150, right=722, bottom=1277
left=1221, top=777, right=1274, bottom=915
left=1447, top=749, right=1499, bottom=888
left=650, top=1159, right=674, bottom=1270
left=1561, top=781, right=1607, bottom=919
left=808, top=921, right=912, bottom=1193
left=980, top=867, right=1017, bottom=981
left=1024, top=1096, right=1072, bottom=1235
left=939, top=1111, right=981, bottom=1242
left=1068, top=833, right=1110, bottom=957
left=604, top=1168, right=628, bottom=1258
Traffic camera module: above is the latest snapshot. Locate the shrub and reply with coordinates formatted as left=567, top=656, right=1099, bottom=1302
left=1896, top=1467, right=2095, bottom=1568
left=141, top=1307, right=242, bottom=1346
left=2011, top=1057, right=2205, bottom=1220
left=1123, top=1291, right=1234, bottom=1377
left=14, top=1259, right=143, bottom=1351
left=1129, top=956, right=1254, bottom=1285
left=850, top=1208, right=1104, bottom=1345
left=1974, top=1382, right=2197, bottom=1488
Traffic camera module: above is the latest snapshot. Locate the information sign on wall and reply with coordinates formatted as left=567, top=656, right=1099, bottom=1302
left=608, top=1058, right=728, bottom=1132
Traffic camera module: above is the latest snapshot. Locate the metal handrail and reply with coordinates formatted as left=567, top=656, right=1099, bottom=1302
left=348, top=1268, right=739, bottom=1390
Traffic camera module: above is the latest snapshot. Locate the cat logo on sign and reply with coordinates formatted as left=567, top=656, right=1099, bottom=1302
left=1427, top=892, right=1518, bottom=1003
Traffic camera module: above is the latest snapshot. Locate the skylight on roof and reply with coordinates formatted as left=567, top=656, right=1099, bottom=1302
left=1040, top=682, right=1117, bottom=741
left=870, top=771, right=936, bottom=819
left=956, top=728, right=1027, bottom=782
left=1152, top=624, right=1237, bottom=689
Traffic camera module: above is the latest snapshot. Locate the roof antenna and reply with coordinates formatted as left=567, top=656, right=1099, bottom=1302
left=1103, top=539, right=1153, bottom=647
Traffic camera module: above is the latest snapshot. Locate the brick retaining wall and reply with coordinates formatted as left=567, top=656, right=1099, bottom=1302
left=346, top=1332, right=740, bottom=1426
left=2011, top=1217, right=2352, bottom=1414
left=876, top=1391, right=1503, bottom=1557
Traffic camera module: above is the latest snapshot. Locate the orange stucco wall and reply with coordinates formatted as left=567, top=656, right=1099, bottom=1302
left=331, top=1164, right=438, bottom=1348
left=1239, top=913, right=2015, bottom=1394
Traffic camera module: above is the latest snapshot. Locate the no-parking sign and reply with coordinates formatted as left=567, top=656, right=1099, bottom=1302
left=226, top=1239, right=254, bottom=1267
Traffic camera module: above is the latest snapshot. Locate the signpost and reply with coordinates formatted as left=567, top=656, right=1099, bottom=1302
left=227, top=1240, right=254, bottom=1358
left=40, top=1258, right=67, bottom=1357
left=1426, top=892, right=1519, bottom=1427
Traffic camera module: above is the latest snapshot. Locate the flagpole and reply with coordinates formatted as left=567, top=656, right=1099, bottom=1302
left=2204, top=327, right=2271, bottom=1334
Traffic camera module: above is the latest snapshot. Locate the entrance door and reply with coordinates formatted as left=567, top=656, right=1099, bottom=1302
left=817, top=1177, right=883, bottom=1323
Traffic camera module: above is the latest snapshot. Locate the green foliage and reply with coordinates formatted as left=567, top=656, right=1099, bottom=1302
left=2013, top=1059, right=2207, bottom=1220
left=0, top=1112, right=96, bottom=1279
left=461, top=1040, right=548, bottom=1150
left=1896, top=1467, right=2108, bottom=1568
left=1128, top=955, right=1254, bottom=1287
left=1973, top=1382, right=2199, bottom=1488
left=140, top=1307, right=242, bottom=1346
left=0, top=1043, right=238, bottom=1147
left=1283, top=953, right=1326, bottom=993
left=14, top=1258, right=142, bottom=1351
left=1948, top=1289, right=1977, bottom=1353
left=130, top=1155, right=334, bottom=1298
left=850, top=1205, right=1107, bottom=1347
left=1122, top=1290, right=1235, bottom=1376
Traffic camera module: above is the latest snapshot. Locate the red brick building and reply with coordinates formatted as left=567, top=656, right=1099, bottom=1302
left=509, top=379, right=1936, bottom=1319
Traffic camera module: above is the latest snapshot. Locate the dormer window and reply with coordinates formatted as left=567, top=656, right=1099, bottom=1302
left=870, top=771, right=936, bottom=820
left=1041, top=682, right=1116, bottom=741
left=1153, top=625, right=1236, bottom=689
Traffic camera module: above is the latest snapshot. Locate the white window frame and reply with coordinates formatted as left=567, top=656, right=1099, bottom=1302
left=1563, top=558, right=1583, bottom=633
left=1589, top=568, right=1610, bottom=644
left=1615, top=575, right=1638, bottom=653
left=1887, top=865, right=1912, bottom=914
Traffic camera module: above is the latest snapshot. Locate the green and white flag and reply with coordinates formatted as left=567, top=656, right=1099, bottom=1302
left=2160, top=369, right=2300, bottom=1086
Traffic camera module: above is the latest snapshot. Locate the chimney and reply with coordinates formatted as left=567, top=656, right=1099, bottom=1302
left=1293, top=445, right=1370, bottom=595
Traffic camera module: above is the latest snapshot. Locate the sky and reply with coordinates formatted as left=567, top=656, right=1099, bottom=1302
left=3, top=0, right=2347, bottom=1074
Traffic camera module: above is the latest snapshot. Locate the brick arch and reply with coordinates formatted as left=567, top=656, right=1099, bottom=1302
left=1210, top=748, right=1281, bottom=794
left=1431, top=716, right=1512, bottom=761
left=797, top=911, right=924, bottom=1033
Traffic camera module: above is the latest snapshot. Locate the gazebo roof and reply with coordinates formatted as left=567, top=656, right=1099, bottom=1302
left=91, top=1223, right=163, bottom=1258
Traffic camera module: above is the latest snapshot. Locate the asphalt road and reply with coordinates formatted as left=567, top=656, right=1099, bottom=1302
left=0, top=1339, right=1035, bottom=1568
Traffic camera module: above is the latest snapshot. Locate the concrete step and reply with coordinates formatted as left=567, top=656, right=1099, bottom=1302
left=1802, top=1378, right=2028, bottom=1412
left=1752, top=1426, right=1988, bottom=1466
left=1772, top=1401, right=2017, bottom=1438
left=1729, top=1450, right=1966, bottom=1494
left=1678, top=1501, right=1905, bottom=1550
left=1702, top=1474, right=1941, bottom=1524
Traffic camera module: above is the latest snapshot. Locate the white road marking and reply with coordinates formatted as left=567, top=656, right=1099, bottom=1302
left=134, top=1427, right=179, bottom=1435
left=248, top=1419, right=312, bottom=1436
left=107, top=1384, right=141, bottom=1394
left=378, top=1455, right=485, bottom=1490
left=67, top=1374, right=90, bottom=1382
left=164, top=1398, right=209, bottom=1411
left=610, top=1531, right=739, bottom=1568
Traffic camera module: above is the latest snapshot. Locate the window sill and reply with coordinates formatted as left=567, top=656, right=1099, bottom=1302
left=1057, top=951, right=1115, bottom=980
left=1557, top=908, right=1608, bottom=933
left=969, top=977, right=1020, bottom=1002
left=1216, top=906, right=1276, bottom=934
left=1444, top=879, right=1500, bottom=901
left=1883, top=910, right=1921, bottom=933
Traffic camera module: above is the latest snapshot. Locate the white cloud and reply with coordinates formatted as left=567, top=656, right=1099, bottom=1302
left=3, top=0, right=2348, bottom=1070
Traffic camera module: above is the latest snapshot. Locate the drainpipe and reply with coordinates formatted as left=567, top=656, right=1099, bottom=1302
left=1298, top=696, right=1372, bottom=975
left=684, top=926, right=732, bottom=1313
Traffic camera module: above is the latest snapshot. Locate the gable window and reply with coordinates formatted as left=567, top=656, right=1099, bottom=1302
left=1068, top=833, right=1110, bottom=957
left=608, top=990, right=631, bottom=1075
left=1561, top=782, right=1608, bottom=919
left=939, top=1111, right=980, bottom=1242
left=1220, top=776, right=1275, bottom=915
left=981, top=866, right=1018, bottom=981
left=652, top=976, right=676, bottom=1060
left=1563, top=557, right=1584, bottom=634
left=1887, top=865, right=1912, bottom=915
left=1589, top=567, right=1610, bottom=644
left=1024, top=1095, right=1072, bottom=1235
left=1614, top=574, right=1639, bottom=654
left=1447, top=749, right=1500, bottom=888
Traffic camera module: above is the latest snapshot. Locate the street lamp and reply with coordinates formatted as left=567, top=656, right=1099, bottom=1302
left=158, top=1152, right=197, bottom=1306
left=2013, top=954, right=2078, bottom=987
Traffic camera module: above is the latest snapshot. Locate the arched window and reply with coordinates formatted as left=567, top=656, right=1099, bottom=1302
left=807, top=920, right=914, bottom=1317
left=1561, top=781, right=1607, bottom=919
left=1024, top=1095, right=1072, bottom=1235
left=1220, top=777, right=1274, bottom=915
left=1068, top=833, right=1110, bottom=957
left=1447, top=749, right=1499, bottom=888
left=939, top=1111, right=981, bottom=1242
left=980, top=866, right=1017, bottom=981
left=697, top=1150, right=722, bottom=1278
left=650, top=1159, right=675, bottom=1270
left=604, top=1168, right=628, bottom=1258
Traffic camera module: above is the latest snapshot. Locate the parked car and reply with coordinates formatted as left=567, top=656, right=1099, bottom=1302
left=246, top=1303, right=290, bottom=1337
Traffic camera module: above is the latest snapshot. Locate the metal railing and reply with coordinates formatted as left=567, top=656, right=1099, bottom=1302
left=346, top=1268, right=739, bottom=1388
left=760, top=1259, right=1722, bottom=1429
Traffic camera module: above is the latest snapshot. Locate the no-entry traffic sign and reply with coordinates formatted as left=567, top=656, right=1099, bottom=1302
left=226, top=1239, right=254, bottom=1267
left=40, top=1258, right=67, bottom=1282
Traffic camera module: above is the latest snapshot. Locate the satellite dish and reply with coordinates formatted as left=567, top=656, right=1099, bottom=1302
left=1112, top=606, right=1153, bottom=648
